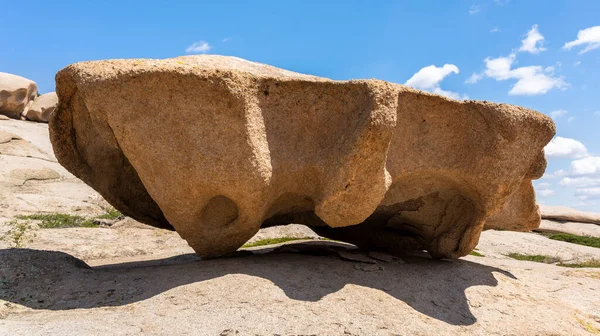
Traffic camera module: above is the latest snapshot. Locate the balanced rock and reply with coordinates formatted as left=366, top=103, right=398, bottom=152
left=25, top=92, right=58, bottom=123
left=0, top=72, right=38, bottom=119
left=49, top=55, right=555, bottom=259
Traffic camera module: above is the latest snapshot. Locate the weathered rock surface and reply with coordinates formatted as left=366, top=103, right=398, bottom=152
left=0, top=118, right=107, bottom=218
left=49, top=55, right=555, bottom=259
left=538, top=219, right=600, bottom=237
left=25, top=92, right=58, bottom=123
left=484, top=181, right=541, bottom=231
left=0, top=72, right=38, bottom=119
left=540, top=205, right=600, bottom=225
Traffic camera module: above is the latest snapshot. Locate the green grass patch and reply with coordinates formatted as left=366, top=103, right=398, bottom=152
left=557, top=259, right=600, bottom=268
left=16, top=213, right=97, bottom=228
left=507, top=253, right=562, bottom=264
left=469, top=250, right=485, bottom=257
left=545, top=233, right=600, bottom=249
left=97, top=207, right=123, bottom=220
left=242, top=237, right=312, bottom=248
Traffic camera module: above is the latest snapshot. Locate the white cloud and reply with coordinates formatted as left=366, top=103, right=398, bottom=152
left=405, top=64, right=467, bottom=100
left=222, top=37, right=232, bottom=43
left=469, top=5, right=481, bottom=14
left=545, top=169, right=568, bottom=179
left=560, top=176, right=600, bottom=188
left=574, top=61, right=581, bottom=66
left=519, top=25, right=546, bottom=54
left=433, top=88, right=468, bottom=100
left=575, top=187, right=600, bottom=200
left=508, top=64, right=566, bottom=95
left=536, top=182, right=552, bottom=188
left=549, top=110, right=568, bottom=119
left=537, top=188, right=555, bottom=197
left=570, top=156, right=600, bottom=176
left=490, top=27, right=501, bottom=33
left=465, top=73, right=484, bottom=84
left=544, top=137, right=589, bottom=159
left=185, top=41, right=212, bottom=53
left=472, top=53, right=567, bottom=95
left=406, top=64, right=459, bottom=89
left=567, top=116, right=576, bottom=124
left=563, top=26, right=600, bottom=55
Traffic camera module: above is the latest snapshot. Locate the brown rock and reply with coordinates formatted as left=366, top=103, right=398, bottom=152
left=484, top=181, right=541, bottom=231
left=0, top=72, right=38, bottom=119
left=25, top=92, right=58, bottom=123
left=49, top=55, right=555, bottom=259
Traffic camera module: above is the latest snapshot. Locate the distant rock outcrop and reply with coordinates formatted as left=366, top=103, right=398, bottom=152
left=0, top=72, right=58, bottom=123
left=0, top=72, right=38, bottom=119
left=540, top=205, right=600, bottom=225
left=25, top=92, right=58, bottom=123
left=49, top=55, right=555, bottom=259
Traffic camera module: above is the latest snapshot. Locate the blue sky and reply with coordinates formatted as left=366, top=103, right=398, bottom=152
left=2, top=0, right=599, bottom=211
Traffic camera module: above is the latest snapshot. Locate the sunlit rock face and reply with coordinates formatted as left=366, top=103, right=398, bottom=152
left=50, top=55, right=555, bottom=259
left=0, top=72, right=38, bottom=119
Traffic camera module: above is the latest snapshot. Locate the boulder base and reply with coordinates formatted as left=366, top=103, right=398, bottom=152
left=50, top=55, right=555, bottom=259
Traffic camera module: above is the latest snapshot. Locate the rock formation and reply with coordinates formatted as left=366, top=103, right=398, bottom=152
left=540, top=205, right=600, bottom=225
left=0, top=72, right=59, bottom=123
left=0, top=72, right=38, bottom=119
left=25, top=92, right=58, bottom=123
left=49, top=55, right=555, bottom=259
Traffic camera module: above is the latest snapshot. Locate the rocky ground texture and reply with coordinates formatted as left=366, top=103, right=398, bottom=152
left=0, top=113, right=599, bottom=335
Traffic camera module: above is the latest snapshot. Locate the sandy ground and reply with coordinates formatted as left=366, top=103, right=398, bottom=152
left=1, top=118, right=599, bottom=335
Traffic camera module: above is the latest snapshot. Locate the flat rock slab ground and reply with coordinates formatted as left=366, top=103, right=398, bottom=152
left=0, top=228, right=599, bottom=336
left=0, top=118, right=108, bottom=219
left=1, top=119, right=600, bottom=335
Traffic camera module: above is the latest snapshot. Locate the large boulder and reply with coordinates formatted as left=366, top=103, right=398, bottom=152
left=49, top=55, right=555, bottom=259
left=0, top=72, right=38, bottom=119
left=25, top=92, right=58, bottom=123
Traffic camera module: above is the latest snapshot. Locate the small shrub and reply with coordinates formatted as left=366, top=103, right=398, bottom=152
left=507, top=253, right=562, bottom=264
left=97, top=207, right=123, bottom=220
left=242, top=237, right=312, bottom=248
left=16, top=213, right=97, bottom=228
left=546, top=233, right=600, bottom=249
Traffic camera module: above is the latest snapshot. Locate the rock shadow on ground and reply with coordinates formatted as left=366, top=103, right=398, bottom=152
left=0, top=241, right=515, bottom=326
